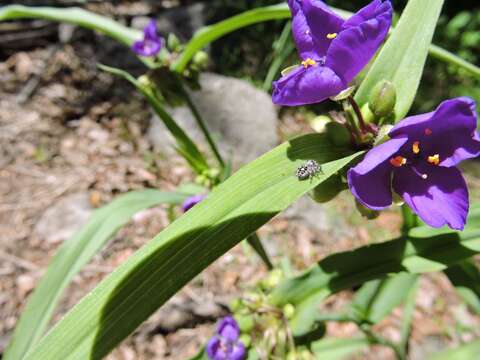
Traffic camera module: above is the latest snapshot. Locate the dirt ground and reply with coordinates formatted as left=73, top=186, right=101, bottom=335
left=1, top=3, right=480, bottom=360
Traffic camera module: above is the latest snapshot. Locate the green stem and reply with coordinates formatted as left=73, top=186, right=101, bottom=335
left=399, top=277, right=419, bottom=357
left=429, top=44, right=480, bottom=79
left=176, top=76, right=226, bottom=169
left=246, top=233, right=274, bottom=270
left=401, top=205, right=418, bottom=234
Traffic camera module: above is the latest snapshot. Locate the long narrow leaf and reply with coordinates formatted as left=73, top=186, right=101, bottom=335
left=355, top=0, right=445, bottom=121
left=4, top=190, right=188, bottom=360
left=311, top=337, right=370, bottom=360
left=428, top=340, right=480, bottom=360
left=23, top=135, right=360, bottom=359
left=98, top=64, right=209, bottom=174
left=445, top=261, right=480, bottom=314
left=271, top=207, right=480, bottom=307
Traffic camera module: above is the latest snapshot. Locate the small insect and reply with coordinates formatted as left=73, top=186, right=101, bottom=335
left=296, top=160, right=322, bottom=181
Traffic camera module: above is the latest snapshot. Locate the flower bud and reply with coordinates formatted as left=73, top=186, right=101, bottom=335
left=326, top=122, right=351, bottom=147
left=368, top=80, right=396, bottom=118
left=310, top=115, right=332, bottom=133
left=355, top=200, right=379, bottom=219
left=310, top=174, right=346, bottom=203
left=236, top=314, right=255, bottom=333
left=192, top=50, right=209, bottom=69
left=167, top=33, right=181, bottom=52
left=261, top=269, right=283, bottom=289
left=283, top=304, right=295, bottom=319
left=229, top=298, right=243, bottom=312
left=239, top=334, right=251, bottom=347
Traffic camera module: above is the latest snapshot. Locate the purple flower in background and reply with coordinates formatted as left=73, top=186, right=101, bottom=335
left=348, top=97, right=480, bottom=230
left=182, top=194, right=206, bottom=212
left=273, top=0, right=392, bottom=106
left=206, top=316, right=246, bottom=360
left=132, top=19, right=164, bottom=57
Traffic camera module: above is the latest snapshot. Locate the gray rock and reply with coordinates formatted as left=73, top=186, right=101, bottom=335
left=34, top=192, right=93, bottom=243
left=284, top=195, right=354, bottom=239
left=148, top=73, right=279, bottom=166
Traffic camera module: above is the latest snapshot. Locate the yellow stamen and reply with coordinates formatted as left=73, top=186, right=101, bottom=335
left=427, top=154, right=440, bottom=165
left=412, top=141, right=420, bottom=154
left=424, top=128, right=432, bottom=136
left=301, top=58, right=317, bottom=68
left=327, top=32, right=338, bottom=39
left=390, top=156, right=407, bottom=168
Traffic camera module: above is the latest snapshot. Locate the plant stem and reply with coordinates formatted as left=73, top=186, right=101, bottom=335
left=401, top=205, right=418, bottom=234
left=247, top=233, right=274, bottom=270
left=177, top=77, right=226, bottom=169
left=347, top=96, right=371, bottom=135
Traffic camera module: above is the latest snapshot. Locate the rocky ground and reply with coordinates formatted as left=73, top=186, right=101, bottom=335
left=1, top=2, right=480, bottom=359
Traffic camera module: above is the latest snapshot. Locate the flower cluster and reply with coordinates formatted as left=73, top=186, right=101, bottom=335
left=272, top=0, right=479, bottom=230
left=131, top=19, right=164, bottom=57
left=206, top=316, right=246, bottom=360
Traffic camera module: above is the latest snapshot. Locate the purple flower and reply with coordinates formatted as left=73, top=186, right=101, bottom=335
left=131, top=19, right=164, bottom=57
left=182, top=194, right=206, bottom=212
left=273, top=0, right=392, bottom=106
left=206, top=316, right=246, bottom=360
left=348, top=97, right=480, bottom=230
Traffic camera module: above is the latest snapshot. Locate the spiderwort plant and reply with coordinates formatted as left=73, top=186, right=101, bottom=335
left=272, top=0, right=392, bottom=106
left=132, top=19, right=164, bottom=57
left=206, top=316, right=246, bottom=360
left=348, top=97, right=480, bottom=230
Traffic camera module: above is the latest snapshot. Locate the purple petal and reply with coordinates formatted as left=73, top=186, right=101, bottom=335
left=206, top=336, right=221, bottom=359
left=300, top=0, right=344, bottom=57
left=288, top=0, right=317, bottom=60
left=326, top=0, right=392, bottom=82
left=347, top=137, right=408, bottom=210
left=390, top=97, right=480, bottom=167
left=144, top=19, right=158, bottom=40
left=272, top=65, right=346, bottom=106
left=218, top=316, right=240, bottom=341
left=230, top=342, right=246, bottom=360
left=393, top=165, right=469, bottom=230
left=182, top=194, right=206, bottom=212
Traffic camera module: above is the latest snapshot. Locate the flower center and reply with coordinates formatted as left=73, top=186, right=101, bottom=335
left=389, top=137, right=441, bottom=180
left=326, top=32, right=338, bottom=39
left=301, top=58, right=317, bottom=68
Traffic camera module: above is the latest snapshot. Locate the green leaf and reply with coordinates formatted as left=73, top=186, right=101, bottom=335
left=271, top=207, right=480, bottom=307
left=23, top=134, right=360, bottom=360
left=399, top=276, right=419, bottom=350
left=311, top=337, right=369, bottom=360
left=171, top=4, right=290, bottom=73
left=0, top=5, right=139, bottom=46
left=4, top=190, right=188, bottom=360
left=445, top=261, right=480, bottom=314
left=355, top=0, right=445, bottom=121
left=427, top=340, right=480, bottom=360
left=350, top=273, right=418, bottom=324
left=98, top=64, right=210, bottom=174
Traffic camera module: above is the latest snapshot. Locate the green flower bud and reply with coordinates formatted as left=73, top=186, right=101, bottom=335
left=283, top=303, right=295, bottom=319
left=361, top=103, right=376, bottom=125
left=326, top=122, right=351, bottom=146
left=261, top=269, right=283, bottom=289
left=355, top=200, right=380, bottom=219
left=229, top=298, right=243, bottom=312
left=237, top=314, right=255, bottom=333
left=167, top=33, right=181, bottom=52
left=310, top=174, right=346, bottom=203
left=192, top=51, right=209, bottom=68
left=369, top=80, right=396, bottom=118
left=239, top=334, right=251, bottom=348
left=310, top=115, right=332, bottom=133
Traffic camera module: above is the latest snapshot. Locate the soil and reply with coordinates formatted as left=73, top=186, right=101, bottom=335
left=1, top=2, right=480, bottom=359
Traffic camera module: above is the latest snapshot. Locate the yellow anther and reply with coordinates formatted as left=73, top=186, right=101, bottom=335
left=427, top=154, right=440, bottom=165
left=412, top=141, right=420, bottom=154
left=390, top=156, right=407, bottom=168
left=327, top=33, right=338, bottom=39
left=301, top=58, right=317, bottom=68
left=424, top=128, right=432, bottom=136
